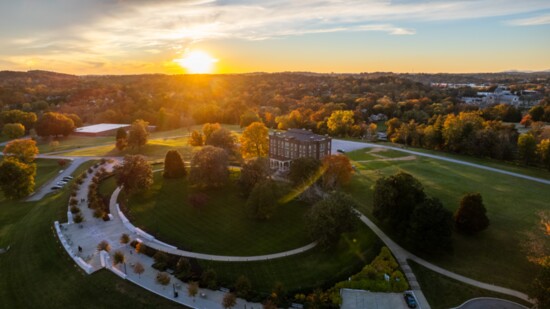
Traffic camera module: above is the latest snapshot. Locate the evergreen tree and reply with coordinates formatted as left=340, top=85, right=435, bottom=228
left=163, top=150, right=186, bottom=178
left=454, top=193, right=490, bottom=234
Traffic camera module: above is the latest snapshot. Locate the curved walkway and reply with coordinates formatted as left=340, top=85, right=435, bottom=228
left=110, top=187, right=318, bottom=261
left=356, top=213, right=533, bottom=303
left=331, top=139, right=550, bottom=185
left=452, top=297, right=529, bottom=309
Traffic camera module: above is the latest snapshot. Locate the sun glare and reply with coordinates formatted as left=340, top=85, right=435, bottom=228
left=174, top=51, right=218, bottom=74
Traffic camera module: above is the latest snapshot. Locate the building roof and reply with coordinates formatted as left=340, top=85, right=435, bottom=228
left=74, top=123, right=130, bottom=134
left=271, top=128, right=330, bottom=142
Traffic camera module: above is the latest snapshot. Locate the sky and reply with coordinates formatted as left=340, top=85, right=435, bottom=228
left=0, top=0, right=549, bottom=74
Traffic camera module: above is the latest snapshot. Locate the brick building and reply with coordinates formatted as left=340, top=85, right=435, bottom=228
left=269, top=129, right=331, bottom=171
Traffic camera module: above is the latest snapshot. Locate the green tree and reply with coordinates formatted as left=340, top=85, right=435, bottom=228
left=234, top=275, right=252, bottom=299
left=188, top=130, right=204, bottom=146
left=373, top=172, right=425, bottom=233
left=163, top=150, right=186, bottom=178
left=537, top=139, right=550, bottom=171
left=407, top=197, right=453, bottom=252
left=205, top=127, right=236, bottom=154
left=127, top=119, right=149, bottom=149
left=200, top=268, right=218, bottom=289
left=222, top=293, right=237, bottom=309
left=189, top=146, right=229, bottom=188
left=115, top=127, right=128, bottom=151
left=0, top=158, right=36, bottom=199
left=240, top=110, right=261, bottom=128
left=3, top=139, right=39, bottom=163
left=35, top=112, right=75, bottom=137
left=239, top=157, right=270, bottom=196
left=454, top=193, right=490, bottom=235
left=240, top=122, right=269, bottom=159
left=288, top=157, right=322, bottom=186
left=2, top=123, right=25, bottom=139
left=321, top=155, right=353, bottom=190
left=114, top=155, right=153, bottom=194
left=327, top=110, right=355, bottom=136
left=529, top=105, right=545, bottom=122
left=517, top=133, right=537, bottom=165
left=246, top=179, right=279, bottom=220
left=0, top=110, right=37, bottom=131
left=175, top=257, right=191, bottom=277
left=306, top=192, right=359, bottom=248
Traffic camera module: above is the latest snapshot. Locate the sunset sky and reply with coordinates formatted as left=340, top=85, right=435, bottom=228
left=1, top=0, right=549, bottom=75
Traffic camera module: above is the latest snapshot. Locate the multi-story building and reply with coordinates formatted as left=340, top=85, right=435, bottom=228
left=269, top=129, right=331, bottom=171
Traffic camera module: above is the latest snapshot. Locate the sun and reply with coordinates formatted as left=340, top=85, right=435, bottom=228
left=173, top=50, right=218, bottom=74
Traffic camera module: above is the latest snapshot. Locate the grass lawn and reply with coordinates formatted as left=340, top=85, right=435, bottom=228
left=123, top=172, right=312, bottom=256
left=199, top=225, right=382, bottom=294
left=376, top=141, right=550, bottom=180
left=345, top=148, right=545, bottom=292
left=0, top=160, right=188, bottom=309
left=409, top=260, right=532, bottom=309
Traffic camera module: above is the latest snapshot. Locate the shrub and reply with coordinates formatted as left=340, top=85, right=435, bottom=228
left=201, top=268, right=218, bottom=290
left=97, top=240, right=110, bottom=252
left=113, top=250, right=125, bottom=265
left=93, top=208, right=105, bottom=218
left=69, top=198, right=78, bottom=206
left=73, top=214, right=84, bottom=223
left=70, top=206, right=80, bottom=214
left=120, top=233, right=130, bottom=244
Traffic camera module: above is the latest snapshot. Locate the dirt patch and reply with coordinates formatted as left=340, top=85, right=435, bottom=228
left=356, top=155, right=416, bottom=163
left=367, top=147, right=387, bottom=154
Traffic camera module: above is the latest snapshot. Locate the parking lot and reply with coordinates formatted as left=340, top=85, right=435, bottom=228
left=340, top=289, right=411, bottom=309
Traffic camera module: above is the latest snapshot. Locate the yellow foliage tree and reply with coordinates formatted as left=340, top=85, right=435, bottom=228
left=240, top=122, right=269, bottom=159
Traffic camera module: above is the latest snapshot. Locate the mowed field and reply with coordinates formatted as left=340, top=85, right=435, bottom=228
left=0, top=160, right=187, bottom=309
left=345, top=147, right=546, bottom=292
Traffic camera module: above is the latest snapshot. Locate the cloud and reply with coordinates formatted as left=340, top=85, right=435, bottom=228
left=509, top=14, right=550, bottom=26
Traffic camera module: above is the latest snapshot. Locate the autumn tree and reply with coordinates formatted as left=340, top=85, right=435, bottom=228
left=239, top=157, right=270, bottom=196
left=321, top=155, right=353, bottom=190
left=114, top=155, right=153, bottom=194
left=524, top=211, right=550, bottom=308
left=113, top=250, right=125, bottom=265
left=163, top=150, right=186, bottom=178
left=3, top=139, right=39, bottom=163
left=327, top=110, right=355, bottom=136
left=187, top=281, right=199, bottom=300
left=35, top=112, right=75, bottom=137
left=156, top=272, right=171, bottom=287
left=222, top=293, right=237, bottom=309
left=0, top=158, right=36, bottom=199
left=306, top=192, right=359, bottom=248
left=246, top=179, right=279, bottom=220
left=115, top=127, right=128, bottom=151
left=454, top=193, right=490, bottom=235
left=373, top=172, right=426, bottom=234
left=188, top=130, right=204, bottom=146
left=537, top=139, right=550, bottom=171
left=407, top=197, right=453, bottom=252
left=189, top=146, right=229, bottom=188
left=120, top=233, right=130, bottom=244
left=517, top=133, right=537, bottom=165
left=202, top=122, right=221, bottom=141
left=64, top=113, right=82, bottom=127
left=2, top=123, right=25, bottom=139
left=240, top=121, right=269, bottom=159
left=97, top=240, right=111, bottom=252
left=205, top=127, right=236, bottom=154
left=133, top=262, right=145, bottom=278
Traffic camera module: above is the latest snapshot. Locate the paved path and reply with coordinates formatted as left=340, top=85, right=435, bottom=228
left=452, top=297, right=529, bottom=309
left=110, top=187, right=318, bottom=261
left=356, top=213, right=533, bottom=304
left=331, top=139, right=550, bottom=185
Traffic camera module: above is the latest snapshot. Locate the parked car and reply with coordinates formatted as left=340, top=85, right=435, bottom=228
left=62, top=177, right=72, bottom=181
left=56, top=181, right=67, bottom=186
left=51, top=186, right=62, bottom=190
left=63, top=176, right=74, bottom=180
left=337, top=149, right=346, bottom=153
left=404, top=292, right=417, bottom=308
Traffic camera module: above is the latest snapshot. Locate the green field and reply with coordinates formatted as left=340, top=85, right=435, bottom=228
left=345, top=148, right=545, bottom=292
left=0, top=160, right=187, bottom=309
left=409, top=261, right=531, bottom=309
left=124, top=172, right=312, bottom=255
left=199, top=225, right=382, bottom=294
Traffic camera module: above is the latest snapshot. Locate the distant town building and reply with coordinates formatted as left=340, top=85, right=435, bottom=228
left=269, top=129, right=331, bottom=171
left=73, top=123, right=156, bottom=137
